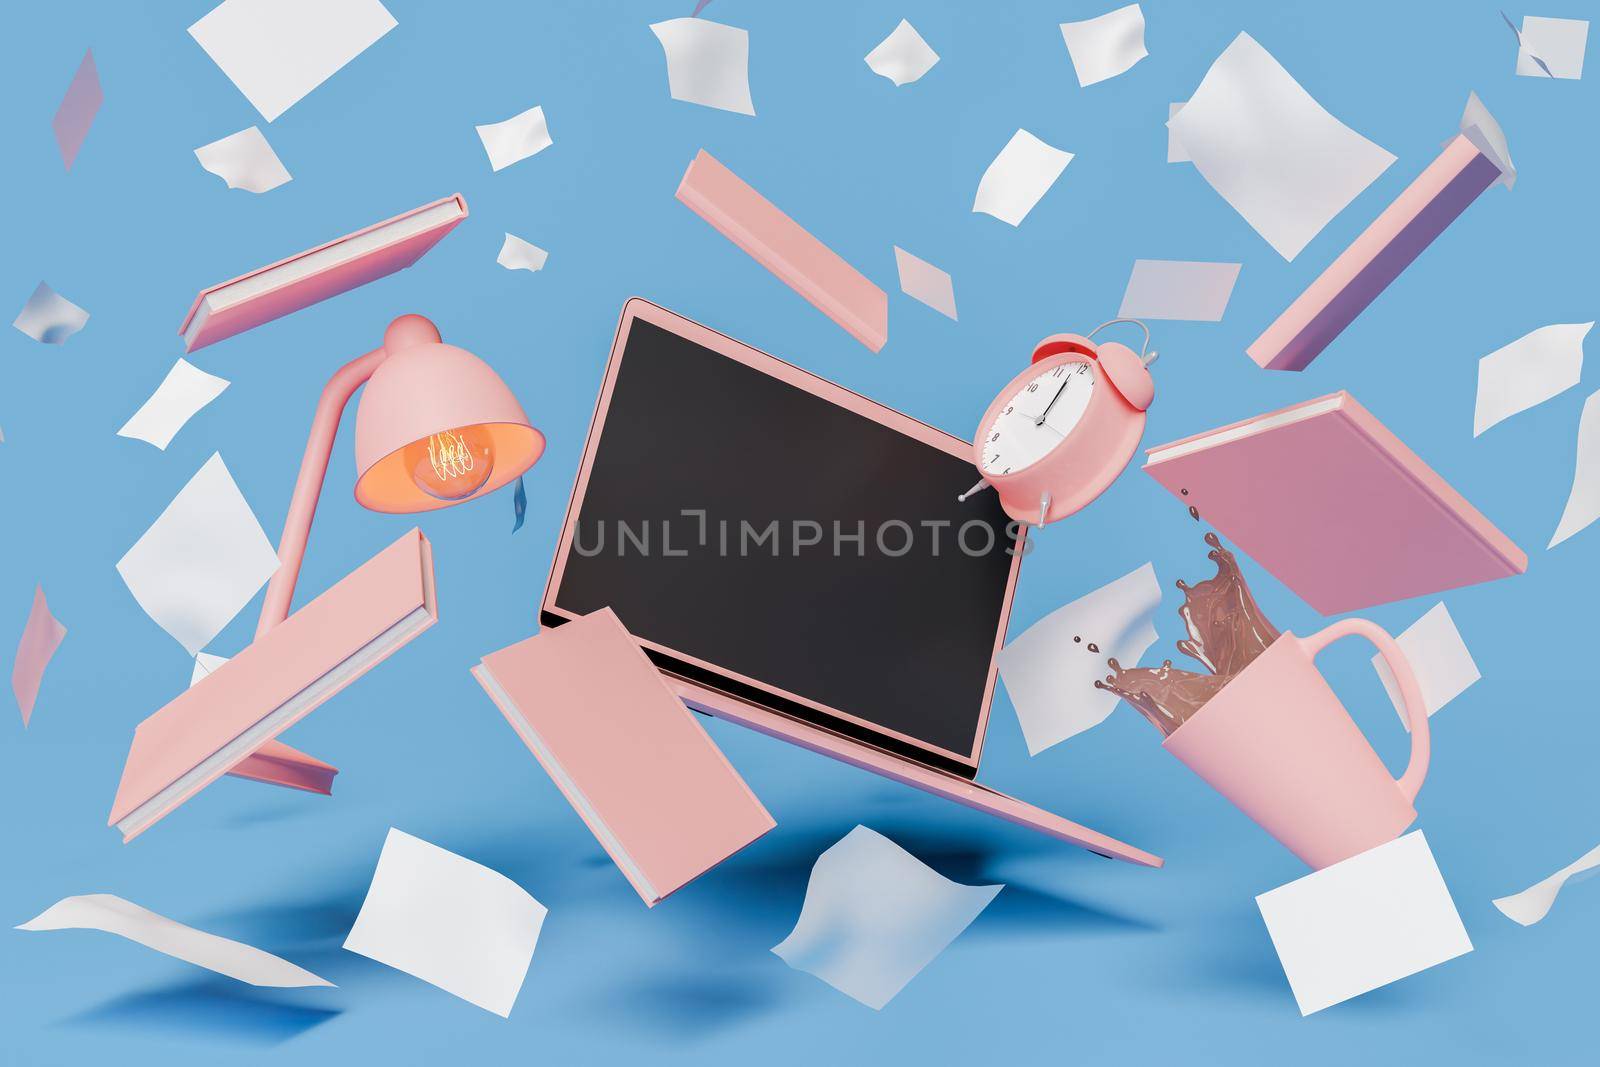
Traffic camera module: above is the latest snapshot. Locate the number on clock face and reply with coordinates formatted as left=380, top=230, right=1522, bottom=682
left=980, top=362, right=1095, bottom=475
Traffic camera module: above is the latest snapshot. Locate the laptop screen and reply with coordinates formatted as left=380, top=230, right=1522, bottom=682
left=545, top=309, right=1022, bottom=775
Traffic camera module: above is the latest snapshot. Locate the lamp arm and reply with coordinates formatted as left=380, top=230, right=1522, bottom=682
left=255, top=346, right=389, bottom=638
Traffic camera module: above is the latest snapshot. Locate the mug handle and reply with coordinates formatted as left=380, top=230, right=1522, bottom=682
left=1302, top=617, right=1431, bottom=803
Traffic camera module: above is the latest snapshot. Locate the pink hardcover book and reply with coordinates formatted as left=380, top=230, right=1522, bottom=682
left=109, top=529, right=438, bottom=841
left=1144, top=392, right=1526, bottom=614
left=676, top=150, right=888, bottom=352
left=472, top=607, right=775, bottom=905
left=179, top=194, right=468, bottom=352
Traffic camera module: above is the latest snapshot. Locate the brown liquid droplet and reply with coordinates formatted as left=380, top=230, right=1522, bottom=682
left=1188, top=505, right=1200, bottom=521
left=1073, top=635, right=1082, bottom=643
left=1086, top=642, right=1099, bottom=653
left=1180, top=488, right=1189, bottom=496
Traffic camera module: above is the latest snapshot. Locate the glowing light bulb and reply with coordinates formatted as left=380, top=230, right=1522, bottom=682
left=405, top=425, right=495, bottom=501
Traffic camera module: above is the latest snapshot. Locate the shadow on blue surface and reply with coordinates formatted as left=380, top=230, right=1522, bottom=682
left=570, top=969, right=786, bottom=1042
left=57, top=977, right=341, bottom=1047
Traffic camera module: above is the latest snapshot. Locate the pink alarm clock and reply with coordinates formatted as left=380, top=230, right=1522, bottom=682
left=964, top=319, right=1157, bottom=526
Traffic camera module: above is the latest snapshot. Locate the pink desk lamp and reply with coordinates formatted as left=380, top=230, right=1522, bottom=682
left=109, top=314, right=543, bottom=839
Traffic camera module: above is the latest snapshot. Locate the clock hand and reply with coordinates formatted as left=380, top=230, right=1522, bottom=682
left=1034, top=380, right=1069, bottom=426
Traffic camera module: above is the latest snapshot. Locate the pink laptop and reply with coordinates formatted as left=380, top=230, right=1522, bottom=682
left=539, top=299, right=1162, bottom=868
left=1144, top=392, right=1527, bottom=614
left=472, top=607, right=775, bottom=905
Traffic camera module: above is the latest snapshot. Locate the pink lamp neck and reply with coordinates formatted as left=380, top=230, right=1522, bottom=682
left=255, top=345, right=389, bottom=638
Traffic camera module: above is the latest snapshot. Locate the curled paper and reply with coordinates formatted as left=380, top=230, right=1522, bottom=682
left=1550, top=388, right=1600, bottom=548
left=1494, top=842, right=1600, bottom=925
left=194, top=127, right=292, bottom=193
left=772, top=826, right=1001, bottom=1010
left=118, top=358, right=231, bottom=450
left=973, top=129, right=1073, bottom=227
left=13, top=283, right=88, bottom=344
left=12, top=585, right=66, bottom=726
left=476, top=106, right=552, bottom=172
left=496, top=233, right=548, bottom=274
left=1060, top=4, right=1148, bottom=87
left=1474, top=322, right=1590, bottom=436
left=865, top=20, right=939, bottom=87
left=649, top=18, right=755, bottom=116
left=18, top=894, right=332, bottom=988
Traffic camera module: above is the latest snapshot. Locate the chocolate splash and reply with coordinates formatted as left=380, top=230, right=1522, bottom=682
left=1094, top=532, right=1281, bottom=737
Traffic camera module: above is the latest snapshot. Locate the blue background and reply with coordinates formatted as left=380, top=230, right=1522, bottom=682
left=2, top=1, right=1596, bottom=1063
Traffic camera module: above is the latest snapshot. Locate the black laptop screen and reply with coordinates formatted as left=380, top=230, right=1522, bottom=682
left=548, top=316, right=1020, bottom=772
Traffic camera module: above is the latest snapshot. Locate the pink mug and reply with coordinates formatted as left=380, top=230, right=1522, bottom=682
left=1162, top=617, right=1430, bottom=870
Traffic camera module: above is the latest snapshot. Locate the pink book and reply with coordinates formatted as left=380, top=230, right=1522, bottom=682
left=179, top=195, right=468, bottom=352
left=1144, top=392, right=1526, bottom=614
left=471, top=607, right=775, bottom=905
left=676, top=150, right=888, bottom=352
left=109, top=529, right=438, bottom=841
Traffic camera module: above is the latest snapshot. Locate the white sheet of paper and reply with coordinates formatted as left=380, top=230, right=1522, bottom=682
left=1517, top=16, right=1588, bottom=79
left=865, top=19, right=939, bottom=86
left=1168, top=33, right=1395, bottom=260
left=18, top=894, right=331, bottom=988
left=893, top=247, right=957, bottom=320
left=1372, top=603, right=1480, bottom=729
left=998, top=562, right=1161, bottom=754
left=117, top=359, right=230, bottom=451
left=1458, top=91, right=1516, bottom=189
left=771, top=826, right=1001, bottom=1010
left=194, top=127, right=292, bottom=193
left=476, top=106, right=553, bottom=172
left=1118, top=259, right=1241, bottom=321
left=1474, top=322, right=1590, bottom=436
left=188, top=0, right=396, bottom=122
left=1256, top=831, right=1472, bottom=1016
left=1550, top=388, right=1600, bottom=548
left=1493, top=842, right=1600, bottom=925
left=649, top=18, right=755, bottom=116
left=1167, top=102, right=1190, bottom=162
left=116, top=453, right=279, bottom=656
left=190, top=652, right=229, bottom=687
left=13, top=282, right=88, bottom=344
left=344, top=828, right=546, bottom=1018
left=1060, top=4, right=1148, bottom=87
left=973, top=129, right=1073, bottom=227
left=496, top=233, right=548, bottom=274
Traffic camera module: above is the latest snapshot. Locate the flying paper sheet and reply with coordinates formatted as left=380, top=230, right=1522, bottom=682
left=344, top=828, right=547, bottom=1018
left=1118, top=259, right=1241, bottom=321
left=1372, top=603, right=1479, bottom=729
left=893, top=247, right=957, bottom=320
left=188, top=0, right=396, bottom=122
left=1516, top=16, right=1588, bottom=79
left=649, top=18, right=755, bottom=116
left=17, top=894, right=332, bottom=987
left=997, top=562, right=1161, bottom=755
left=496, top=233, right=548, bottom=274
left=1493, top=842, right=1600, bottom=925
left=1060, top=4, right=1148, bottom=87
left=1459, top=91, right=1516, bottom=189
left=865, top=20, right=940, bottom=86
left=117, top=359, right=230, bottom=450
left=1167, top=102, right=1190, bottom=162
left=52, top=49, right=102, bottom=170
left=12, top=585, right=66, bottom=726
left=476, top=106, right=553, bottom=172
left=193, top=127, right=292, bottom=193
left=771, top=826, right=1002, bottom=1010
left=973, top=129, right=1073, bottom=227
left=1550, top=388, right=1600, bottom=548
left=1256, top=831, right=1472, bottom=1016
left=1168, top=33, right=1395, bottom=260
left=1474, top=322, right=1591, bottom=436
left=13, top=283, right=88, bottom=344
left=190, top=652, right=228, bottom=687
left=116, top=453, right=280, bottom=656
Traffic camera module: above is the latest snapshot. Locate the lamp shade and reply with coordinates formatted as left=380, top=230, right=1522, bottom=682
left=353, top=316, right=544, bottom=513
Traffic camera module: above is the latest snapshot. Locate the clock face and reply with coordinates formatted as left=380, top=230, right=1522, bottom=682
left=980, top=360, right=1095, bottom=476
